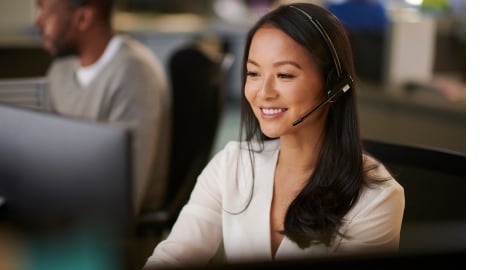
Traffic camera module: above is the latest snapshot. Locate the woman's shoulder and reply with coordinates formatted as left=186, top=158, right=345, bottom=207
left=362, top=153, right=404, bottom=194
left=342, top=154, right=405, bottom=222
left=206, top=141, right=245, bottom=166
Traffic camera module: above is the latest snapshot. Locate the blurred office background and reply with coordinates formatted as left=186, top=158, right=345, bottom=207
left=0, top=1, right=467, bottom=269
left=0, top=0, right=466, bottom=154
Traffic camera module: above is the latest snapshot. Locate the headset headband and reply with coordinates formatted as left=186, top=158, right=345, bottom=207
left=289, top=5, right=343, bottom=78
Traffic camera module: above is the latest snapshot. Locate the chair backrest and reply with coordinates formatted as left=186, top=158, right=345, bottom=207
left=0, top=77, right=49, bottom=111
left=362, top=139, right=465, bottom=254
left=162, top=45, right=225, bottom=225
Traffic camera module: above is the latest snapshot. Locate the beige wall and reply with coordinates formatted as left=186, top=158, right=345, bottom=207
left=0, top=0, right=36, bottom=32
left=358, top=94, right=465, bottom=154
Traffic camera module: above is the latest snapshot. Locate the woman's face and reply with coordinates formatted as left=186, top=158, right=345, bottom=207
left=245, top=25, right=326, bottom=139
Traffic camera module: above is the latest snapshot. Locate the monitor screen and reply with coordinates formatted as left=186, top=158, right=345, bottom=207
left=0, top=103, right=132, bottom=232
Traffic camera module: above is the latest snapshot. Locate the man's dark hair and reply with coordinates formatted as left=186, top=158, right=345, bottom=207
left=70, top=0, right=115, bottom=22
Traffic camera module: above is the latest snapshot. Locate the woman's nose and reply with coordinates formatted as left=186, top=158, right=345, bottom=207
left=258, top=75, right=277, bottom=98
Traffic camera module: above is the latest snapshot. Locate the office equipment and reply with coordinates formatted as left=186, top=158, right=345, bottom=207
left=362, top=138, right=465, bottom=254
left=0, top=103, right=135, bottom=269
left=0, top=103, right=133, bottom=247
left=147, top=249, right=464, bottom=270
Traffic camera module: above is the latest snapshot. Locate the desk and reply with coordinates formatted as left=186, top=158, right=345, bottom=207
left=0, top=34, right=51, bottom=79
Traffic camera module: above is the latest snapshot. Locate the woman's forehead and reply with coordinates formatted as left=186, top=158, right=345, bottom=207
left=248, top=26, right=317, bottom=69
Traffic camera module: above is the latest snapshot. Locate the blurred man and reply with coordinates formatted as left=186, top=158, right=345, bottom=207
left=35, top=0, right=172, bottom=216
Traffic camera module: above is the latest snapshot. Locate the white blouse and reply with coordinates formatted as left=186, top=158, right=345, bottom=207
left=144, top=140, right=405, bottom=268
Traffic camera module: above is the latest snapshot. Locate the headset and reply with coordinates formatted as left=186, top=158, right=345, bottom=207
left=289, top=5, right=354, bottom=126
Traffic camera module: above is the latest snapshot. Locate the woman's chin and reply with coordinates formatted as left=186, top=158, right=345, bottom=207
left=259, top=127, right=281, bottom=139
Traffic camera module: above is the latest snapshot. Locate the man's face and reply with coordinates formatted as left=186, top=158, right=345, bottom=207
left=35, top=0, right=79, bottom=57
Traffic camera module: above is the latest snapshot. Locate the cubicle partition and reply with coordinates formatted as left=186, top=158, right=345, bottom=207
left=0, top=77, right=49, bottom=111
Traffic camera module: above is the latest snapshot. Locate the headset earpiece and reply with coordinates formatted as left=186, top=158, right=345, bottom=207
left=326, top=74, right=353, bottom=101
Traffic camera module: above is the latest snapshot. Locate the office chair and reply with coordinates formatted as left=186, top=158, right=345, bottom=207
left=132, top=44, right=229, bottom=268
left=138, top=44, right=226, bottom=227
left=362, top=138, right=466, bottom=254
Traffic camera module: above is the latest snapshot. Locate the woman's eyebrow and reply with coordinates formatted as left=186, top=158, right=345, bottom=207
left=247, top=59, right=302, bottom=69
left=247, top=59, right=259, bottom=66
left=274, top=60, right=302, bottom=69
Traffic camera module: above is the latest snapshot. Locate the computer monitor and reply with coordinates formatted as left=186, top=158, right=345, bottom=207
left=0, top=103, right=132, bottom=233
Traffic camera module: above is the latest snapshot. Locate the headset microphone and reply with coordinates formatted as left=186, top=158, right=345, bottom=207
left=291, top=75, right=353, bottom=126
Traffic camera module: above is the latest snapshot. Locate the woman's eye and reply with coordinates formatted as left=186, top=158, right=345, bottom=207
left=277, top=73, right=294, bottom=79
left=246, top=71, right=259, bottom=78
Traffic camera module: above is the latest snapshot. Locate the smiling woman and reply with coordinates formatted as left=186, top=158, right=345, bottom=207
left=143, top=3, right=404, bottom=269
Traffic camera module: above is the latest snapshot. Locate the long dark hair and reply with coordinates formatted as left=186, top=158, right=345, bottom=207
left=239, top=3, right=365, bottom=248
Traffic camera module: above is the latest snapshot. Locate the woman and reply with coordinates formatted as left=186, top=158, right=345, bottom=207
left=144, top=2, right=404, bottom=268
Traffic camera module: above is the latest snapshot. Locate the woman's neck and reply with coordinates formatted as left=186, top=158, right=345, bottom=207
left=277, top=132, right=323, bottom=176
